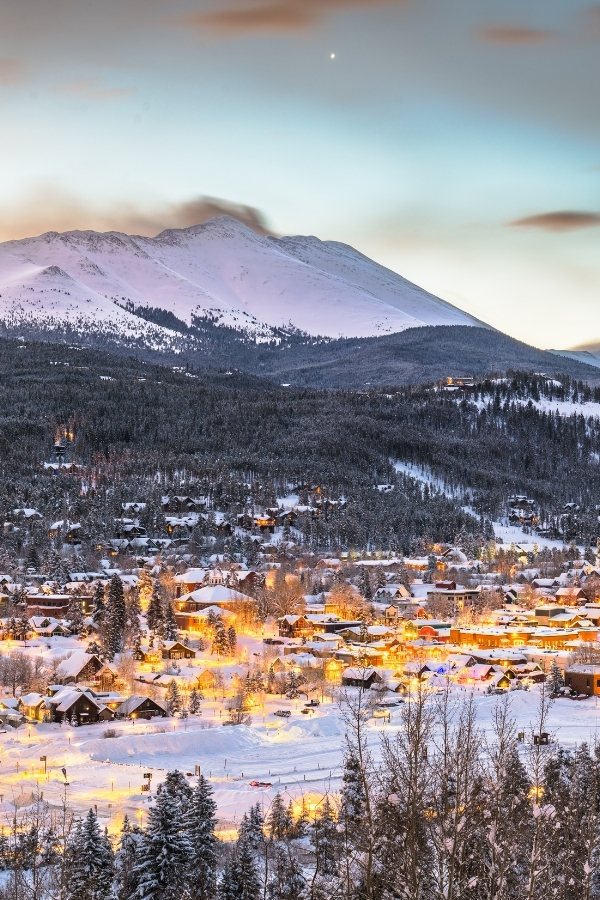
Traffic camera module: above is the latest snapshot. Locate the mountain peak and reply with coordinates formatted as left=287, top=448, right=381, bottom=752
left=0, top=219, right=488, bottom=341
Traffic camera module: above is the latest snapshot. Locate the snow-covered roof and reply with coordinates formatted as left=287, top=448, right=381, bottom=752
left=117, top=695, right=166, bottom=716
left=182, top=584, right=255, bottom=605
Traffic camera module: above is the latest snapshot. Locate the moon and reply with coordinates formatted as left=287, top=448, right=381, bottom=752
left=330, top=52, right=336, bottom=60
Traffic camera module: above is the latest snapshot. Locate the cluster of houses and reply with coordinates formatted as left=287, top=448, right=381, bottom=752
left=0, top=650, right=170, bottom=726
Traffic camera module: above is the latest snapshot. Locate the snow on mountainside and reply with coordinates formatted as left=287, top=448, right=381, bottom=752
left=551, top=343, right=600, bottom=371
left=0, top=217, right=487, bottom=341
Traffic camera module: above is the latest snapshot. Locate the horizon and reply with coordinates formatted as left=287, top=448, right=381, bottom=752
left=1, top=0, right=599, bottom=349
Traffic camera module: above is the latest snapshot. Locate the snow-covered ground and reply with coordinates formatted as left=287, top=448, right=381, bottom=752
left=1, top=686, right=597, bottom=835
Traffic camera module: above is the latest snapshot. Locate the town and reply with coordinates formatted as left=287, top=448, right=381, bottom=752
left=2, top=450, right=600, bottom=830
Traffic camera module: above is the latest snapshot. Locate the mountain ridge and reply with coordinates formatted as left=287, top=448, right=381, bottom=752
left=0, top=216, right=488, bottom=342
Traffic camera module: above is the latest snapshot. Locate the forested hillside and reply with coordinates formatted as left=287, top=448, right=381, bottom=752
left=0, top=340, right=599, bottom=556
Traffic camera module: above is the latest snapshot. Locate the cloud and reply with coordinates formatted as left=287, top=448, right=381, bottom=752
left=177, top=0, right=400, bottom=35
left=476, top=25, right=555, bottom=45
left=0, top=186, right=274, bottom=242
left=509, top=211, right=600, bottom=232
left=0, top=57, right=26, bottom=85
left=53, top=78, right=134, bottom=101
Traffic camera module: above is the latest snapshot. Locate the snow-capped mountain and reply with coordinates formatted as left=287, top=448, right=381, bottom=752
left=551, top=342, right=600, bottom=370
left=0, top=217, right=487, bottom=344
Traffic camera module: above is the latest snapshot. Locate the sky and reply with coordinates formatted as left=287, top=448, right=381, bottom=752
left=0, top=0, right=598, bottom=350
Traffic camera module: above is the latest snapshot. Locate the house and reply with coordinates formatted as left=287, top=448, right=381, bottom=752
left=160, top=641, right=196, bottom=661
left=116, top=696, right=167, bottom=719
left=174, top=585, right=257, bottom=629
left=20, top=692, right=51, bottom=722
left=47, top=686, right=115, bottom=724
left=26, top=593, right=73, bottom=617
left=564, top=665, right=600, bottom=697
left=55, top=651, right=119, bottom=690
left=29, top=616, right=70, bottom=638
left=341, top=667, right=384, bottom=688
left=278, top=615, right=314, bottom=639
left=195, top=669, right=218, bottom=691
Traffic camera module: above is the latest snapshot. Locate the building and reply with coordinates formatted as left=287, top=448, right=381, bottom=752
left=116, top=696, right=167, bottom=719
left=565, top=665, right=600, bottom=697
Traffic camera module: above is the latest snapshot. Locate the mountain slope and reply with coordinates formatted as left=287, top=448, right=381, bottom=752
left=0, top=217, right=487, bottom=340
left=225, top=326, right=600, bottom=387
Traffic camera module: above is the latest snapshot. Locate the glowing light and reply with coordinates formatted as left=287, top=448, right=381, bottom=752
left=330, top=53, right=336, bottom=60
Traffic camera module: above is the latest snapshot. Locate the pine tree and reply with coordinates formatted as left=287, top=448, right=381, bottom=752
left=359, top=568, right=372, bottom=601
left=133, top=789, right=191, bottom=900
left=227, top=625, right=237, bottom=656
left=284, top=671, right=300, bottom=700
left=165, top=680, right=182, bottom=717
left=267, top=845, right=307, bottom=900
left=549, top=659, right=564, bottom=697
left=67, top=595, right=84, bottom=635
left=267, top=793, right=293, bottom=842
left=93, top=582, right=105, bottom=623
left=239, top=803, right=264, bottom=852
left=312, top=796, right=339, bottom=877
left=185, top=775, right=218, bottom=900
left=147, top=582, right=165, bottom=635
left=137, top=568, right=153, bottom=612
left=188, top=688, right=202, bottom=715
left=163, top=601, right=178, bottom=642
left=104, top=574, right=126, bottom=660
left=212, top=618, right=229, bottom=656
left=341, top=748, right=366, bottom=829
left=65, top=808, right=114, bottom=900
left=114, top=815, right=141, bottom=900
left=159, top=770, right=193, bottom=813
left=126, top=589, right=142, bottom=646
left=220, top=838, right=261, bottom=900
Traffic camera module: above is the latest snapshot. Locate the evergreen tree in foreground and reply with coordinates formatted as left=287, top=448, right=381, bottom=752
left=133, top=789, right=191, bottom=900
left=186, top=774, right=218, bottom=900
left=66, top=808, right=114, bottom=900
left=114, top=815, right=141, bottom=900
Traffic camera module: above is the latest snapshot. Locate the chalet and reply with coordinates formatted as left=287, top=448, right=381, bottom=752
left=55, top=651, right=119, bottom=690
left=121, top=502, right=147, bottom=515
left=113, top=521, right=147, bottom=539
left=28, top=616, right=70, bottom=638
left=20, top=692, right=51, bottom=722
left=47, top=687, right=114, bottom=724
left=278, top=615, right=314, bottom=639
left=12, top=508, right=43, bottom=522
left=195, top=669, right=218, bottom=691
left=555, top=587, right=586, bottom=604
left=116, top=696, right=167, bottom=719
left=341, top=667, right=384, bottom=689
left=160, top=641, right=196, bottom=661
left=374, top=584, right=411, bottom=602
left=161, top=496, right=207, bottom=514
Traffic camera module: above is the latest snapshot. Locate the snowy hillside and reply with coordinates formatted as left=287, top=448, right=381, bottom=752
left=0, top=217, right=487, bottom=341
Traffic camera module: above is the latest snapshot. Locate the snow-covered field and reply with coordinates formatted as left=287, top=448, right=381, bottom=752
left=2, top=686, right=598, bottom=835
